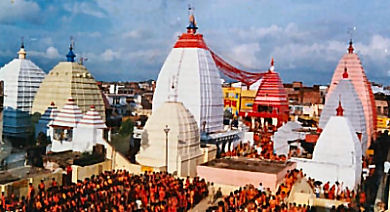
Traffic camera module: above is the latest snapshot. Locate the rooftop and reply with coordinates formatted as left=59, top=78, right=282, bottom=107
left=200, top=157, right=295, bottom=174
left=0, top=166, right=51, bottom=184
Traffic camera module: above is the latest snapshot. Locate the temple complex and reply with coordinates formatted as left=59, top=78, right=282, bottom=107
left=326, top=40, right=376, bottom=148
left=32, top=43, right=106, bottom=121
left=0, top=42, right=46, bottom=142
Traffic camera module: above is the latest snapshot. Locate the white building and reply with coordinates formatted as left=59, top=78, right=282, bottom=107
left=49, top=98, right=107, bottom=153
left=273, top=121, right=304, bottom=156
left=50, top=98, right=83, bottom=152
left=73, top=105, right=107, bottom=152
left=291, top=103, right=362, bottom=189
left=0, top=44, right=46, bottom=140
left=152, top=11, right=223, bottom=133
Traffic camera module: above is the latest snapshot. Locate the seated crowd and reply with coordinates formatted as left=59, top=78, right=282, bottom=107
left=207, top=169, right=366, bottom=211
left=0, top=170, right=208, bottom=211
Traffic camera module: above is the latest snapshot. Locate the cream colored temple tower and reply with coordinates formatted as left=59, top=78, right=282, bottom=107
left=137, top=81, right=204, bottom=177
left=32, top=43, right=105, bottom=120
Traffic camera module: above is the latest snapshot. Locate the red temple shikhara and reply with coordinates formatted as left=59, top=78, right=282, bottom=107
left=239, top=59, right=289, bottom=128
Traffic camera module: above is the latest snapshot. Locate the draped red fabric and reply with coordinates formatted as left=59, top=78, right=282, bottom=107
left=172, top=31, right=267, bottom=86
left=209, top=50, right=266, bottom=86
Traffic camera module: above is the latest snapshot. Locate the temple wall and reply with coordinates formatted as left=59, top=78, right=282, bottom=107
left=201, top=145, right=217, bottom=163
left=197, top=162, right=295, bottom=192
left=0, top=171, right=62, bottom=197
left=71, top=160, right=112, bottom=183
left=287, top=192, right=347, bottom=208
left=51, top=139, right=73, bottom=152
left=291, top=158, right=360, bottom=189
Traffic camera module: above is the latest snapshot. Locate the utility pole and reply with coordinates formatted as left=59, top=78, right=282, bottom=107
left=164, top=125, right=170, bottom=172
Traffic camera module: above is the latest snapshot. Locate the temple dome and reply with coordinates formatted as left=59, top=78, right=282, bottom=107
left=152, top=12, right=223, bottom=133
left=319, top=77, right=367, bottom=153
left=0, top=44, right=46, bottom=139
left=32, top=61, right=105, bottom=120
left=137, top=101, right=202, bottom=176
left=327, top=40, right=376, bottom=148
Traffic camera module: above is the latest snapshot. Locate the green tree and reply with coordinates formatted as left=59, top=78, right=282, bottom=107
left=36, top=132, right=50, bottom=146
left=119, top=119, right=134, bottom=136
left=31, top=112, right=41, bottom=124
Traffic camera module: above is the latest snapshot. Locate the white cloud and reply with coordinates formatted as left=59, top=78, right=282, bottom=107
left=101, top=49, right=120, bottom=62
left=63, top=2, right=106, bottom=18
left=45, top=47, right=60, bottom=59
left=122, top=30, right=142, bottom=39
left=0, top=0, right=40, bottom=23
left=356, top=35, right=390, bottom=61
left=29, top=46, right=60, bottom=59
left=230, top=43, right=261, bottom=68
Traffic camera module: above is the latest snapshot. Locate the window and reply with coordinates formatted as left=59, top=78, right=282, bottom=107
left=53, top=128, right=73, bottom=142
left=258, top=106, right=273, bottom=113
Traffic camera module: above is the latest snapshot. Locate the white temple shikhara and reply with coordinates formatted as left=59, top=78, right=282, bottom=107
left=50, top=97, right=83, bottom=152
left=319, top=67, right=367, bottom=153
left=0, top=42, right=46, bottom=141
left=73, top=105, right=107, bottom=152
left=152, top=8, right=223, bottom=133
left=292, top=102, right=362, bottom=189
left=138, top=77, right=204, bottom=177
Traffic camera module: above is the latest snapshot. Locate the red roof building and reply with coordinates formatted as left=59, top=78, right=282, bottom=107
left=240, top=59, right=289, bottom=127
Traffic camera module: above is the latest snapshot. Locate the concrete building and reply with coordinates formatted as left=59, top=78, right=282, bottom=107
left=50, top=98, right=83, bottom=152
left=273, top=121, right=305, bottom=156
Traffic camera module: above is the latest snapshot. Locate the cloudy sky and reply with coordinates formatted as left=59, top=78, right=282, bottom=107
left=1, top=0, right=390, bottom=85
